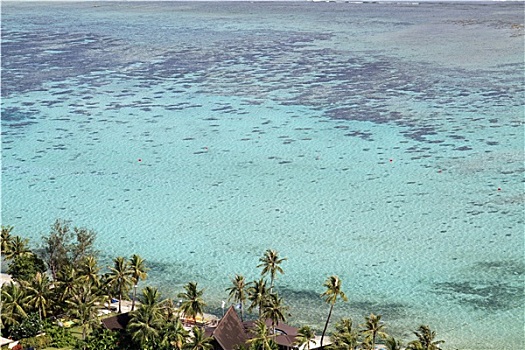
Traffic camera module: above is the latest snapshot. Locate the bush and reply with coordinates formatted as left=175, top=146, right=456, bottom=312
left=43, top=324, right=77, bottom=348
left=18, top=333, right=51, bottom=349
left=10, top=314, right=43, bottom=340
left=75, top=328, right=120, bottom=350
left=7, top=254, right=46, bottom=282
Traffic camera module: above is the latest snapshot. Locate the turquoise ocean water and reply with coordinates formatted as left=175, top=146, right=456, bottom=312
left=1, top=1, right=524, bottom=349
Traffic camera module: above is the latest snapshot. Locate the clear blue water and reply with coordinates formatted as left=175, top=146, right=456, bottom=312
left=1, top=2, right=524, bottom=349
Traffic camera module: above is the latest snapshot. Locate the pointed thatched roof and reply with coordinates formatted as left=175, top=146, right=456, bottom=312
left=101, top=312, right=132, bottom=331
left=208, top=306, right=249, bottom=350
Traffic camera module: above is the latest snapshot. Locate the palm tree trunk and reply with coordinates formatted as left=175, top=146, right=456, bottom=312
left=118, top=291, right=122, bottom=313
left=132, top=284, right=137, bottom=311
left=240, top=303, right=244, bottom=322
left=320, top=303, right=334, bottom=348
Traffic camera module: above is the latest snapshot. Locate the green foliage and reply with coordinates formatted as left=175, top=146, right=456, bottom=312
left=18, top=333, right=52, bottom=349
left=1, top=225, right=14, bottom=257
left=360, top=313, right=388, bottom=350
left=407, top=325, right=444, bottom=350
left=1, top=224, right=450, bottom=350
left=7, top=253, right=47, bottom=282
left=41, top=219, right=98, bottom=281
left=294, top=325, right=316, bottom=350
left=178, top=282, right=206, bottom=321
left=247, top=320, right=277, bottom=350
left=75, top=327, right=120, bottom=350
left=44, top=323, right=78, bottom=348
left=130, top=254, right=148, bottom=312
left=261, top=293, right=288, bottom=332
left=184, top=326, right=213, bottom=350
left=1, top=282, right=30, bottom=330
left=384, top=336, right=403, bottom=350
left=226, top=274, right=249, bottom=321
left=9, top=313, right=43, bottom=340
left=127, top=303, right=163, bottom=349
left=257, top=249, right=286, bottom=292
left=105, top=256, right=133, bottom=314
left=158, top=319, right=189, bottom=350
left=327, top=318, right=358, bottom=350
left=320, top=275, right=348, bottom=348
left=247, top=278, right=268, bottom=318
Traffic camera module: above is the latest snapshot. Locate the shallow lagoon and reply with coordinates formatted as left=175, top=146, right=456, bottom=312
left=1, top=2, right=524, bottom=349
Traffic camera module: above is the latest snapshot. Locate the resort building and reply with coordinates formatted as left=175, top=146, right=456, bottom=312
left=101, top=305, right=327, bottom=350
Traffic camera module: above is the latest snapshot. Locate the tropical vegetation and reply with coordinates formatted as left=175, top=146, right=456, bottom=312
left=1, top=222, right=445, bottom=350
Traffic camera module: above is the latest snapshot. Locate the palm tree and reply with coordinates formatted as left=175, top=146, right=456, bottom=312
left=184, top=326, right=213, bottom=350
left=360, top=313, right=387, bottom=350
left=0, top=281, right=29, bottom=328
left=128, top=303, right=164, bottom=349
left=77, top=255, right=101, bottom=288
left=327, top=318, right=358, bottom=350
left=106, top=256, right=133, bottom=313
left=56, top=265, right=81, bottom=305
left=160, top=319, right=189, bottom=350
left=294, top=325, right=316, bottom=350
left=407, top=325, right=444, bottom=350
left=257, top=249, right=286, bottom=292
left=4, top=236, right=31, bottom=261
left=130, top=254, right=148, bottom=311
left=141, top=286, right=161, bottom=306
left=139, top=286, right=164, bottom=322
left=320, top=275, right=348, bottom=347
left=261, top=293, right=288, bottom=334
left=161, top=297, right=179, bottom=322
left=226, top=274, right=249, bottom=321
left=25, top=271, right=53, bottom=320
left=178, top=281, right=206, bottom=323
left=66, top=283, right=103, bottom=341
left=248, top=319, right=276, bottom=350
left=1, top=225, right=14, bottom=257
left=247, top=278, right=268, bottom=318
left=384, top=336, right=403, bottom=350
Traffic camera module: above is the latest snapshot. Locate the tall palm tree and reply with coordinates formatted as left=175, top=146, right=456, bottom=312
left=77, top=255, right=101, bottom=288
left=178, top=282, right=206, bottom=323
left=184, top=326, right=213, bottom=350
left=247, top=278, right=268, bottom=318
left=360, top=313, right=387, bottom=350
left=1, top=225, right=14, bottom=257
left=128, top=304, right=164, bottom=349
left=294, top=325, right=316, bottom=350
left=25, top=271, right=53, bottom=320
left=257, top=249, right=286, bottom=292
left=320, top=275, right=348, bottom=347
left=0, top=281, right=29, bottom=328
left=248, top=319, right=276, bottom=350
left=160, top=319, right=189, bottom=350
left=66, top=283, right=103, bottom=341
left=328, top=318, right=358, bottom=350
left=226, top=274, right=249, bottom=321
left=261, top=293, right=288, bottom=334
left=130, top=254, right=148, bottom=311
left=407, top=325, right=444, bottom=350
left=106, top=256, right=133, bottom=313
